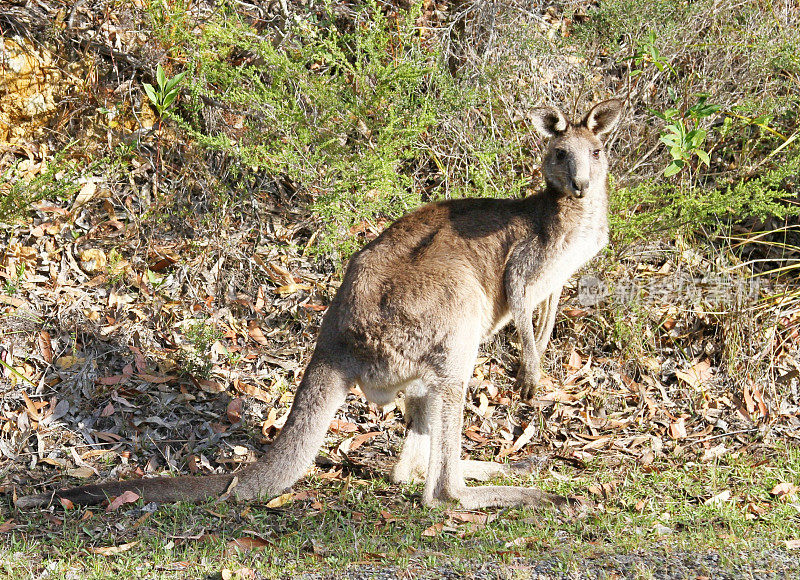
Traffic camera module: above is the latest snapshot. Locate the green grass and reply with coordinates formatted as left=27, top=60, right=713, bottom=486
left=5, top=446, right=799, bottom=578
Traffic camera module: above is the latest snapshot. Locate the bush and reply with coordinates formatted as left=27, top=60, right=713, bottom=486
left=149, top=0, right=799, bottom=257
left=170, top=2, right=466, bottom=259
left=0, top=152, right=80, bottom=225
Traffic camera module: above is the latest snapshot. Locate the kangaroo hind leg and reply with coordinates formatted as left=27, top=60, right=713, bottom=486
left=424, top=376, right=577, bottom=512
left=393, top=381, right=534, bottom=483
left=392, top=380, right=431, bottom=485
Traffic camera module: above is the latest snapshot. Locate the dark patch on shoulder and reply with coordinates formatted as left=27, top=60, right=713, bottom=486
left=409, top=230, right=437, bottom=262
left=445, top=198, right=517, bottom=240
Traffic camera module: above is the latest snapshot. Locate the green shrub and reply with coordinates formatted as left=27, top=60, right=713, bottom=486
left=0, top=152, right=81, bottom=225
left=611, top=145, right=800, bottom=245
left=148, top=0, right=799, bottom=258
left=567, top=0, right=800, bottom=244
left=170, top=2, right=469, bottom=259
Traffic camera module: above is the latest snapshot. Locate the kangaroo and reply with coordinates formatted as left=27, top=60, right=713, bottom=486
left=16, top=99, right=623, bottom=511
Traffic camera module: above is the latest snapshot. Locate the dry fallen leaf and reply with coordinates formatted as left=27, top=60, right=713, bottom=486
left=195, top=378, right=225, bottom=393
left=704, top=489, right=731, bottom=506
left=221, top=567, right=257, bottom=580
left=66, top=467, right=95, bottom=479
left=567, top=349, right=582, bottom=370
left=588, top=481, right=617, bottom=499
left=80, top=248, right=107, bottom=274
left=422, top=522, right=443, bottom=537
left=701, top=443, right=728, bottom=462
left=233, top=379, right=272, bottom=403
left=56, top=355, right=85, bottom=370
left=675, top=360, right=713, bottom=389
left=504, top=536, right=538, bottom=548
left=771, top=482, right=799, bottom=501
left=446, top=511, right=496, bottom=525
left=265, top=492, right=294, bottom=508
left=536, top=389, right=577, bottom=403
left=785, top=539, right=800, bottom=550
left=21, top=391, right=42, bottom=421
left=73, top=181, right=97, bottom=208
left=348, top=431, right=381, bottom=451
left=746, top=502, right=767, bottom=516
left=247, top=320, right=269, bottom=346
left=225, top=536, right=271, bottom=555
left=329, top=419, right=358, bottom=433
left=254, top=287, right=266, bottom=313
left=274, top=283, right=311, bottom=296
left=38, top=331, right=53, bottom=364
left=227, top=398, right=243, bottom=424
left=668, top=417, right=687, bottom=439
left=107, top=490, right=140, bottom=511
left=747, top=382, right=769, bottom=418
left=134, top=372, right=172, bottom=384
left=499, top=420, right=538, bottom=458
left=88, top=541, right=140, bottom=555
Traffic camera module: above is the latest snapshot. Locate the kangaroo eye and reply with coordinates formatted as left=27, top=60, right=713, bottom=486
left=592, top=149, right=602, bottom=159
left=555, top=149, right=567, bottom=161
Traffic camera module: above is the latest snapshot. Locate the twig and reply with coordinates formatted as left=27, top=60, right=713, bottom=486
left=686, top=427, right=759, bottom=446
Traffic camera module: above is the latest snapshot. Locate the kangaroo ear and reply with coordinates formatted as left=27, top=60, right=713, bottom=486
left=529, top=107, right=569, bottom=138
left=582, top=99, right=623, bottom=139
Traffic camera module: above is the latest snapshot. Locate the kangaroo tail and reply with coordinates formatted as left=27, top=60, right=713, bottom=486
left=15, top=473, right=235, bottom=508
left=16, top=359, right=351, bottom=509
left=232, top=357, right=350, bottom=500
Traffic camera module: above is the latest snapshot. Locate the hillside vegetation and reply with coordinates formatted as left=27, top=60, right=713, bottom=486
left=1, top=1, right=799, bottom=578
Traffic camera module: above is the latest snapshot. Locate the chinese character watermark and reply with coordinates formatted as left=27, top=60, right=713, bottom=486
left=578, top=274, right=762, bottom=308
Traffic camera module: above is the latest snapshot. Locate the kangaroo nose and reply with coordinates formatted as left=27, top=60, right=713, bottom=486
left=571, top=178, right=589, bottom=197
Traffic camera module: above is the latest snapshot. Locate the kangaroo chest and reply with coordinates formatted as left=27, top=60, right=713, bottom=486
left=552, top=225, right=606, bottom=281
left=530, top=219, right=608, bottom=300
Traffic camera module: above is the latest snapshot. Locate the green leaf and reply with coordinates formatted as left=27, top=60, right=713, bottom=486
left=156, top=63, right=166, bottom=90
left=690, top=128, right=707, bottom=147
left=165, top=70, right=187, bottom=93
left=697, top=103, right=721, bottom=116
left=162, top=91, right=177, bottom=109
left=664, top=159, right=684, bottom=177
left=667, top=86, right=678, bottom=103
left=663, top=108, right=679, bottom=120
left=696, top=149, right=710, bottom=166
left=143, top=83, right=158, bottom=106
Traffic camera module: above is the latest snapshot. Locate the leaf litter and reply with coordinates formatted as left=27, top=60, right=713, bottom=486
left=0, top=0, right=798, bottom=565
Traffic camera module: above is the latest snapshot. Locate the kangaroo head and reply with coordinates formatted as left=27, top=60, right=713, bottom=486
left=530, top=99, right=623, bottom=199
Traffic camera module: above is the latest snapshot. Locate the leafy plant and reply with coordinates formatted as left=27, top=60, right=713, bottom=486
left=655, top=95, right=721, bottom=177
left=631, top=30, right=677, bottom=78
left=143, top=63, right=186, bottom=117
left=180, top=318, right=223, bottom=378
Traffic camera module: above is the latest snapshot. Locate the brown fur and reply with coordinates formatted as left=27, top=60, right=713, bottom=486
left=16, top=99, right=623, bottom=511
